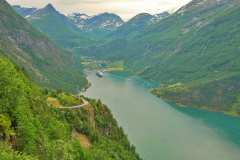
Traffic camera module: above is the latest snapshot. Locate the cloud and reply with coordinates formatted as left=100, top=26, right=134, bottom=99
left=7, top=0, right=191, bottom=20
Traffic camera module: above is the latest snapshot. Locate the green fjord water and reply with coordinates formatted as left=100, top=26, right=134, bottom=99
left=84, top=72, right=240, bottom=160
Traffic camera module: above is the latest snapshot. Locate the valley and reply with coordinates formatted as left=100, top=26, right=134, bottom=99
left=1, top=0, right=240, bottom=159
left=0, top=0, right=140, bottom=159
left=79, top=0, right=240, bottom=116
left=81, top=57, right=124, bottom=73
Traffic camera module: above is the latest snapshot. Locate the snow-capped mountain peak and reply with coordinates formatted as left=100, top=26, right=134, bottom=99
left=68, top=12, right=124, bottom=31
left=69, top=13, right=90, bottom=20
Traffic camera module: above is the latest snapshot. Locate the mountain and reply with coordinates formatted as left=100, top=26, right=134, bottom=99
left=14, top=4, right=124, bottom=40
left=0, top=0, right=87, bottom=92
left=109, top=12, right=169, bottom=39
left=84, top=0, right=240, bottom=115
left=85, top=13, right=124, bottom=31
left=69, top=12, right=124, bottom=38
left=12, top=5, right=37, bottom=17
left=151, top=12, right=170, bottom=23
left=68, top=13, right=90, bottom=29
left=110, top=13, right=154, bottom=38
left=27, top=4, right=93, bottom=49
left=0, top=56, right=141, bottom=160
left=69, top=12, right=123, bottom=31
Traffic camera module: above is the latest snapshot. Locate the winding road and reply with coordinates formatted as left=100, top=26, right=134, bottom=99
left=58, top=98, right=89, bottom=110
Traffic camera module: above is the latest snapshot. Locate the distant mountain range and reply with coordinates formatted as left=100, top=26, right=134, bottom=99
left=12, top=0, right=240, bottom=115
left=109, top=12, right=170, bottom=39
left=69, top=12, right=124, bottom=31
left=13, top=4, right=170, bottom=40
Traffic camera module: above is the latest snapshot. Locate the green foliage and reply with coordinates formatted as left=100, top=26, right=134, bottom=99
left=153, top=74, right=240, bottom=115
left=0, top=0, right=87, bottom=92
left=43, top=139, right=85, bottom=160
left=0, top=115, right=14, bottom=141
left=228, top=94, right=240, bottom=116
left=64, top=98, right=141, bottom=160
left=56, top=93, right=82, bottom=106
left=88, top=138, right=139, bottom=160
left=0, top=56, right=140, bottom=159
left=0, top=143, right=37, bottom=160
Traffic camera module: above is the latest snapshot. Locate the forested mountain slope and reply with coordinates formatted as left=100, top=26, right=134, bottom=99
left=0, top=56, right=140, bottom=159
left=84, top=0, right=240, bottom=115
left=27, top=4, right=94, bottom=49
left=109, top=13, right=154, bottom=39
left=0, top=0, right=87, bottom=92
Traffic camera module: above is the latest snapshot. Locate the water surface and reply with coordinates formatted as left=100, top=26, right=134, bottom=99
left=84, top=72, right=240, bottom=160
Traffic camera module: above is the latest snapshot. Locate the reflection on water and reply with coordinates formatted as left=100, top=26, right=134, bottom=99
left=84, top=72, right=240, bottom=160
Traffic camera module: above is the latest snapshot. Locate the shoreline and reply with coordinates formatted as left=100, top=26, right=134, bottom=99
left=151, top=92, right=240, bottom=118
left=83, top=70, right=240, bottom=118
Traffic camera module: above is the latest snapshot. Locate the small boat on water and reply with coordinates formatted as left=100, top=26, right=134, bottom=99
left=96, top=71, right=104, bottom=78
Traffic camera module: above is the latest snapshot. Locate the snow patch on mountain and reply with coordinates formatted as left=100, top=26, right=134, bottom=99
left=69, top=12, right=124, bottom=31
left=151, top=12, right=170, bottom=23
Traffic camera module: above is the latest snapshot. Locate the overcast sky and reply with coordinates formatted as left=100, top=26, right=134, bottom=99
left=7, top=0, right=191, bottom=20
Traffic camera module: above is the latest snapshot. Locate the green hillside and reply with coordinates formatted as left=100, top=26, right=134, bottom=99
left=109, top=13, right=154, bottom=39
left=0, top=0, right=87, bottom=92
left=28, top=4, right=95, bottom=49
left=84, top=0, right=240, bottom=114
left=0, top=56, right=140, bottom=159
